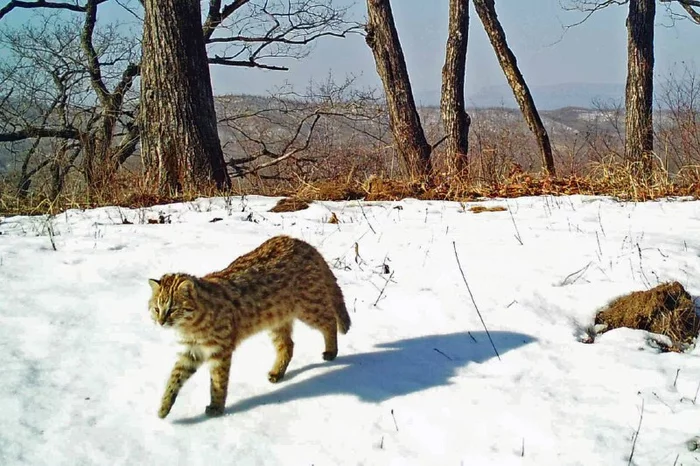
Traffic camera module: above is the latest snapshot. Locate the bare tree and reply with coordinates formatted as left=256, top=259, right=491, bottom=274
left=218, top=75, right=388, bottom=183
left=473, top=0, right=556, bottom=176
left=565, top=0, right=699, bottom=178
left=0, top=0, right=359, bottom=196
left=625, top=0, right=655, bottom=178
left=203, top=0, right=360, bottom=71
left=364, top=0, right=432, bottom=178
left=440, top=0, right=471, bottom=175
left=657, top=65, right=700, bottom=172
left=0, top=4, right=140, bottom=195
left=140, top=0, right=230, bottom=192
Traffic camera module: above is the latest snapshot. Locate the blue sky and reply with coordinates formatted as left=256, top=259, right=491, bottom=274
left=206, top=0, right=699, bottom=100
left=2, top=0, right=698, bottom=102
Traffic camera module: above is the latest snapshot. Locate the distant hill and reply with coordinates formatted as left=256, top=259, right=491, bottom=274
left=415, top=83, right=625, bottom=110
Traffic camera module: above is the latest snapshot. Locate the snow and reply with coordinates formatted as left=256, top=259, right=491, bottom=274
left=3, top=194, right=700, bottom=465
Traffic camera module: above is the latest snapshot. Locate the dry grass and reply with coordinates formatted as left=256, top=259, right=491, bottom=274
left=469, top=205, right=507, bottom=213
left=595, top=281, right=700, bottom=350
left=268, top=197, right=310, bottom=213
left=4, top=156, right=700, bottom=218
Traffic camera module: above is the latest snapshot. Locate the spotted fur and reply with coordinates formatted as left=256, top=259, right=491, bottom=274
left=148, top=235, right=350, bottom=418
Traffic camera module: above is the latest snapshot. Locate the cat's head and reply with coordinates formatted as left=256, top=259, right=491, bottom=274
left=147, top=273, right=197, bottom=328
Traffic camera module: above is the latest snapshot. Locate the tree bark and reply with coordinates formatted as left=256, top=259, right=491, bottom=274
left=140, top=0, right=230, bottom=193
left=441, top=0, right=471, bottom=175
left=625, top=0, right=655, bottom=179
left=473, top=0, right=556, bottom=176
left=365, top=0, right=432, bottom=178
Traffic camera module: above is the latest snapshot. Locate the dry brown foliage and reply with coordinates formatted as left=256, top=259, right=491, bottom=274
left=469, top=205, right=507, bottom=213
left=595, top=281, right=700, bottom=350
left=4, top=163, right=700, bottom=217
left=269, top=197, right=310, bottom=213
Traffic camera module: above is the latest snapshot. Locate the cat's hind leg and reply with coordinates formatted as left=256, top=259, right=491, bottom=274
left=268, top=322, right=294, bottom=383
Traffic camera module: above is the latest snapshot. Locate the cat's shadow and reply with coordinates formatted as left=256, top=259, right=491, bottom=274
left=173, top=330, right=535, bottom=425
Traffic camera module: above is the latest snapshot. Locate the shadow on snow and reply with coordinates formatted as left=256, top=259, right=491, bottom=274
left=174, top=330, right=535, bottom=424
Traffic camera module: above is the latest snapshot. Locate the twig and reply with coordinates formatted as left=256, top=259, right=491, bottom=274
left=45, top=216, right=57, bottom=251
left=693, top=380, right=700, bottom=404
left=453, top=242, right=501, bottom=361
left=651, top=391, right=674, bottom=413
left=673, top=368, right=680, bottom=388
left=637, top=243, right=651, bottom=288
left=559, top=261, right=592, bottom=286
left=390, top=409, right=399, bottom=432
left=627, top=398, right=645, bottom=466
left=506, top=201, right=523, bottom=245
left=373, top=271, right=394, bottom=307
left=356, top=200, right=376, bottom=234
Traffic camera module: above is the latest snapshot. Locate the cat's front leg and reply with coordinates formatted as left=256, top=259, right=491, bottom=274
left=159, top=351, right=202, bottom=418
left=205, top=353, right=232, bottom=417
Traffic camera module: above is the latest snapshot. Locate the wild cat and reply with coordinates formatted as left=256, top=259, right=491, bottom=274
left=148, top=235, right=351, bottom=418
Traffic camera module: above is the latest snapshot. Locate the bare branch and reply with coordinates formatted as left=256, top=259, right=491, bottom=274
left=678, top=1, right=700, bottom=23
left=0, top=0, right=107, bottom=20
left=81, top=0, right=110, bottom=104
left=230, top=113, right=320, bottom=178
left=0, top=126, right=80, bottom=142
left=203, top=0, right=250, bottom=41
left=560, top=0, right=629, bottom=28
left=203, top=0, right=360, bottom=70
left=208, top=56, right=288, bottom=70
left=565, top=0, right=700, bottom=26
left=207, top=29, right=355, bottom=44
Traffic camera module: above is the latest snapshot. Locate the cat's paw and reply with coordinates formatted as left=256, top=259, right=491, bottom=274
left=205, top=404, right=224, bottom=417
left=322, top=351, right=337, bottom=361
left=268, top=371, right=285, bottom=383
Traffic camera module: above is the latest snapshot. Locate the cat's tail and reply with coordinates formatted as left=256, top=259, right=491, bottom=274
left=332, top=283, right=351, bottom=334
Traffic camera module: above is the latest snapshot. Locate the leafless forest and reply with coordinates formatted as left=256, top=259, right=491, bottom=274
left=0, top=0, right=698, bottom=214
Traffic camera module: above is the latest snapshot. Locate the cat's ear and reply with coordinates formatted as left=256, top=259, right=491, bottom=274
left=148, top=278, right=161, bottom=292
left=177, top=277, right=194, bottom=292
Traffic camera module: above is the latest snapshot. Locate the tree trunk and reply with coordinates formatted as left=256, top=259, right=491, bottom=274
left=365, top=0, right=432, bottom=178
left=625, top=0, right=655, bottom=179
left=473, top=0, right=556, bottom=176
left=440, top=0, right=471, bottom=175
left=140, top=0, right=230, bottom=193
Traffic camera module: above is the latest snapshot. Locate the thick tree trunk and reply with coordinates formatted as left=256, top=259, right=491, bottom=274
left=365, top=0, right=432, bottom=178
left=625, top=0, right=655, bottom=179
left=473, top=0, right=556, bottom=176
left=441, top=0, right=471, bottom=175
left=140, top=0, right=230, bottom=193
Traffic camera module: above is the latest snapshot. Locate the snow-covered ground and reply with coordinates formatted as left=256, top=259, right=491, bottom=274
left=3, top=195, right=700, bottom=465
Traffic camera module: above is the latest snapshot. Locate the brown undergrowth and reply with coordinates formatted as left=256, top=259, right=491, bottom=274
left=595, top=282, right=700, bottom=351
left=3, top=160, right=700, bottom=217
